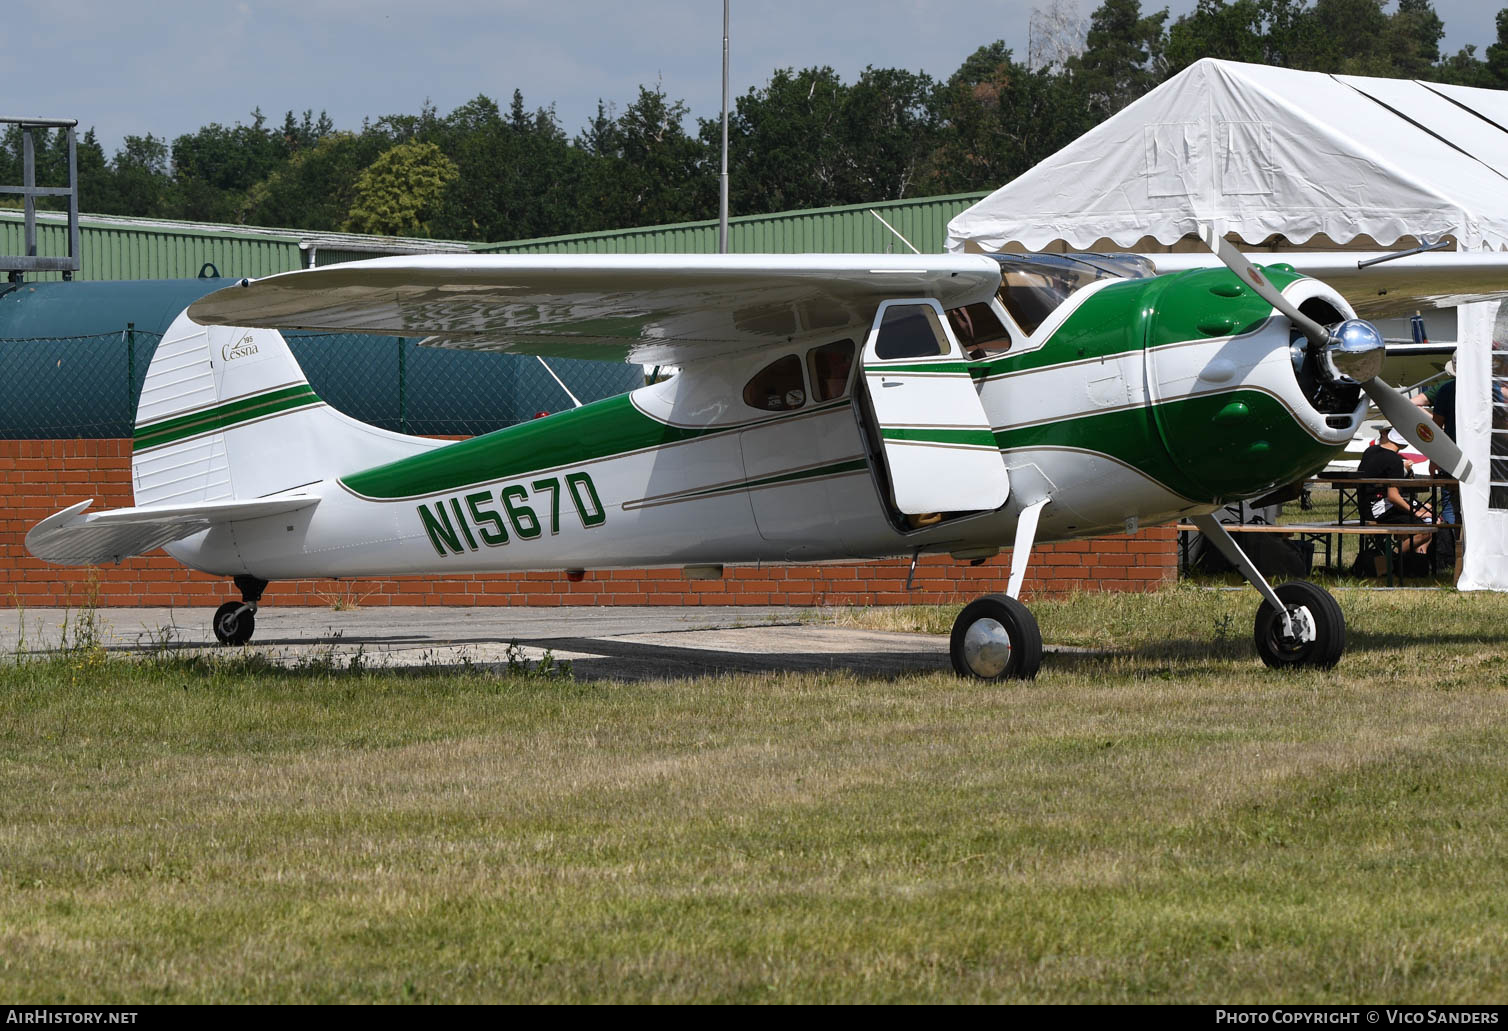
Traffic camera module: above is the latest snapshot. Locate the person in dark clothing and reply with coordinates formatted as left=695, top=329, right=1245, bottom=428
left=1357, top=429, right=1433, bottom=567
left=1431, top=376, right=1457, bottom=441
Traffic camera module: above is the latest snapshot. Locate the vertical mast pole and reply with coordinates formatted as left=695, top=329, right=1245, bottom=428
left=719, top=0, right=730, bottom=254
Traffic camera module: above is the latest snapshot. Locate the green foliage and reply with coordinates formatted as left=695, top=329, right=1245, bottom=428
left=343, top=140, right=460, bottom=236
left=930, top=43, right=1092, bottom=193
left=21, top=1, right=1508, bottom=242
left=1069, top=0, right=1171, bottom=119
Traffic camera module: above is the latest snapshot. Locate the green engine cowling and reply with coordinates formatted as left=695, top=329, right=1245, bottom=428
left=1138, top=265, right=1359, bottom=504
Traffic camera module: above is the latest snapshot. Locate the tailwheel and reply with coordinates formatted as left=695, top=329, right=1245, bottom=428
left=212, top=601, right=256, bottom=646
left=950, top=594, right=1043, bottom=680
left=1252, top=580, right=1345, bottom=669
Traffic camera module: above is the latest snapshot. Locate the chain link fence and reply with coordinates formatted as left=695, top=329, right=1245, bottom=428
left=1, top=329, right=642, bottom=439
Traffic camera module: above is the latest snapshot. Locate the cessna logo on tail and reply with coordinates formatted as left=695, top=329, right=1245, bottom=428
left=221, top=335, right=260, bottom=362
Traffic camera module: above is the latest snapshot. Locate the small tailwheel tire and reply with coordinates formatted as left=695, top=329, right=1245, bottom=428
left=950, top=594, right=1043, bottom=680
left=1253, top=580, right=1344, bottom=669
left=213, top=601, right=255, bottom=646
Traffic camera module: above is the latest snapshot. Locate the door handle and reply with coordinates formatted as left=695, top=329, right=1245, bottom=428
left=881, top=380, right=903, bottom=388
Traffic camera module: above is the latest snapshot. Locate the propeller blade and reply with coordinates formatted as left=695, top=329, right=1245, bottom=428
left=1199, top=224, right=1332, bottom=348
left=1361, top=377, right=1473, bottom=480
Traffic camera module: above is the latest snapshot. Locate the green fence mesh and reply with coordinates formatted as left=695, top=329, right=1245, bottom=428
left=1, top=329, right=642, bottom=439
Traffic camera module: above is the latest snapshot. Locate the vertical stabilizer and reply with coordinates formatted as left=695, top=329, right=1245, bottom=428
left=131, top=310, right=442, bottom=505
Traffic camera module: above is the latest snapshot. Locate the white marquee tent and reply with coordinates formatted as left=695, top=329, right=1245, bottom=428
left=947, top=58, right=1508, bottom=591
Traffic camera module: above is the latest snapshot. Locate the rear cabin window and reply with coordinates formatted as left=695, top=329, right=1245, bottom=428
left=743, top=354, right=807, bottom=411
left=874, top=305, right=950, bottom=360
left=807, top=339, right=855, bottom=401
left=945, top=302, right=1012, bottom=359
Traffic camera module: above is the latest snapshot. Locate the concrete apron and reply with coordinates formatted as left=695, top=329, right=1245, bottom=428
left=0, top=605, right=961, bottom=681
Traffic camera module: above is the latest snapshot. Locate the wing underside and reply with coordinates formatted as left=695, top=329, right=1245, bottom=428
left=1142, top=251, right=1508, bottom=318
left=186, top=254, right=1006, bottom=366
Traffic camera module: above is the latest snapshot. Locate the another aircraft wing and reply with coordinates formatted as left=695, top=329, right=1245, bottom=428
left=1142, top=250, right=1508, bottom=318
left=27, top=496, right=320, bottom=566
left=186, top=254, right=1004, bottom=366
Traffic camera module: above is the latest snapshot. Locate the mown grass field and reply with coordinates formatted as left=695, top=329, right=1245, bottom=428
left=2, top=587, right=1506, bottom=1003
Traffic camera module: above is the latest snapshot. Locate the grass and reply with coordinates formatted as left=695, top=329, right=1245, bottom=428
left=2, top=586, right=1506, bottom=1003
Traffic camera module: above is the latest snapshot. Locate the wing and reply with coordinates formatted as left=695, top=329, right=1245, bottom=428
left=27, top=496, right=319, bottom=567
left=1142, top=250, right=1508, bottom=318
left=185, top=253, right=1004, bottom=366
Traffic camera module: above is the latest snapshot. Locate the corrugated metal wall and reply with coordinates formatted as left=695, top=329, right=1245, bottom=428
left=0, top=212, right=306, bottom=282
left=3, top=192, right=988, bottom=282
left=477, top=193, right=988, bottom=256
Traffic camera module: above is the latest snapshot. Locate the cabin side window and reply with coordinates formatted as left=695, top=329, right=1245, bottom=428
left=873, top=305, right=949, bottom=360
left=742, top=354, right=807, bottom=412
left=807, top=339, right=855, bottom=401
left=945, top=302, right=1013, bottom=359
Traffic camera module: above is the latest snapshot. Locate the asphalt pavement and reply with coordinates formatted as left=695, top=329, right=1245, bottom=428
left=0, top=605, right=956, bottom=680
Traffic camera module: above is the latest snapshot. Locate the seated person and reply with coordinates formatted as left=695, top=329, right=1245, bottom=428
left=1357, top=428, right=1433, bottom=567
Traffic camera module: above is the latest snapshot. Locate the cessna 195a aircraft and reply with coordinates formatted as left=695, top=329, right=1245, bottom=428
left=24, top=228, right=1490, bottom=678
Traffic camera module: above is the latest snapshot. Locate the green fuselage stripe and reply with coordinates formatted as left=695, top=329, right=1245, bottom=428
left=340, top=396, right=849, bottom=501
left=881, top=427, right=998, bottom=448
left=134, top=384, right=321, bottom=451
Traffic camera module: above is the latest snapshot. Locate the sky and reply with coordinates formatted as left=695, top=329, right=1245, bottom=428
left=4, top=0, right=1502, bottom=156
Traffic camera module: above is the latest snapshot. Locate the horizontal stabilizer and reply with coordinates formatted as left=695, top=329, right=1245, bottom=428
left=26, top=496, right=319, bottom=567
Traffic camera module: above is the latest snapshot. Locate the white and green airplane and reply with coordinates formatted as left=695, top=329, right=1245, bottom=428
left=24, top=233, right=1492, bottom=677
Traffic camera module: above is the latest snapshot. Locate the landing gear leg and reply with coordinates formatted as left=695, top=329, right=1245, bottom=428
left=950, top=498, right=1049, bottom=680
left=213, top=575, right=268, bottom=646
left=1191, top=515, right=1345, bottom=669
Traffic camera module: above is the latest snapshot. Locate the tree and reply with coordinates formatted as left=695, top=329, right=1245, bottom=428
left=931, top=43, right=1092, bottom=193
left=1165, top=0, right=1269, bottom=72
left=1069, top=0, right=1170, bottom=118
left=576, top=84, right=713, bottom=230
left=1386, top=0, right=1446, bottom=77
left=343, top=140, right=460, bottom=236
left=430, top=92, right=592, bottom=241
left=242, top=131, right=385, bottom=231
left=1486, top=8, right=1508, bottom=87
left=714, top=67, right=849, bottom=213
left=840, top=67, right=939, bottom=201
left=107, top=134, right=174, bottom=218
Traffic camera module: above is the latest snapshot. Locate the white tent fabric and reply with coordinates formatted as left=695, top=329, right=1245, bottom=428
left=947, top=59, right=1508, bottom=591
left=945, top=59, right=1508, bottom=253
left=1455, top=300, right=1504, bottom=591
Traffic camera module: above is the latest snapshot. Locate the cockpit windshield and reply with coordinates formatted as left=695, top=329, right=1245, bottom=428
left=987, top=253, right=1154, bottom=335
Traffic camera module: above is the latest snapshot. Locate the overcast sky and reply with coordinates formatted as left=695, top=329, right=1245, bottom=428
left=5, top=0, right=1501, bottom=155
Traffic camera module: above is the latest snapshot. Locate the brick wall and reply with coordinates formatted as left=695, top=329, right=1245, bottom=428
left=0, top=439, right=1178, bottom=608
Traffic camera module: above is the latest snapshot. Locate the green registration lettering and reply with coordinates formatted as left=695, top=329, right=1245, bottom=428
left=531, top=477, right=562, bottom=535
left=466, top=490, right=509, bottom=546
left=418, top=501, right=464, bottom=557
left=448, top=497, right=479, bottom=551
left=567, top=472, right=606, bottom=528
left=501, top=484, right=541, bottom=539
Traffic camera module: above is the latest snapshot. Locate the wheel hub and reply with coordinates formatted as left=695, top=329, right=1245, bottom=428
left=1277, top=604, right=1316, bottom=648
left=962, top=617, right=1014, bottom=678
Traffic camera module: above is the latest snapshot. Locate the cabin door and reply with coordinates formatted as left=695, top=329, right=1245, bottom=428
left=859, top=299, right=1010, bottom=516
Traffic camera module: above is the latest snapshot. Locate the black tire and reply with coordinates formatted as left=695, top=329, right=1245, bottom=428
left=213, top=601, right=255, bottom=646
left=950, top=594, right=1043, bottom=680
left=1252, top=580, right=1344, bottom=669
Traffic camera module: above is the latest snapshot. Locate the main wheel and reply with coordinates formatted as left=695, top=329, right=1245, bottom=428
left=212, top=601, right=256, bottom=646
left=950, top=594, right=1043, bottom=680
left=1252, top=580, right=1344, bottom=669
